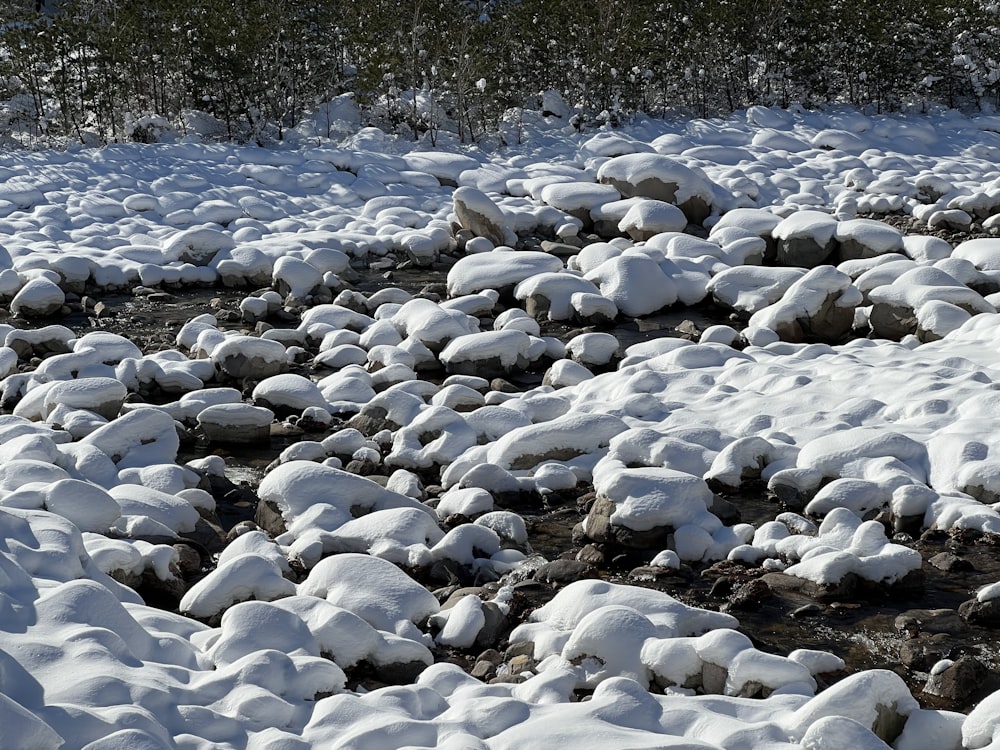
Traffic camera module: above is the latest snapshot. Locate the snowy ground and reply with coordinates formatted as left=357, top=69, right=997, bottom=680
left=7, top=105, right=1000, bottom=748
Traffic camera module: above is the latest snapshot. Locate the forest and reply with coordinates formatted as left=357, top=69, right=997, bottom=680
left=1, top=0, right=1000, bottom=146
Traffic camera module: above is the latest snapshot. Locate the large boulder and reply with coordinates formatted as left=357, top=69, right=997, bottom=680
left=773, top=211, right=839, bottom=267
left=748, top=266, right=862, bottom=343
left=452, top=186, right=516, bottom=247
left=596, top=154, right=714, bottom=224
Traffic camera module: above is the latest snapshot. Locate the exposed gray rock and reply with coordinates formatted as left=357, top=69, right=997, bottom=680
left=923, top=655, right=987, bottom=702
left=534, top=559, right=597, bottom=585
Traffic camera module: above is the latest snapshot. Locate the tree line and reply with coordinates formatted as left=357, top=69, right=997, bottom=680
left=1, top=0, right=999, bottom=146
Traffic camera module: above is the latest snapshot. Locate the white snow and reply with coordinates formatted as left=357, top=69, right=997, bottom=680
left=9, top=104, right=1000, bottom=750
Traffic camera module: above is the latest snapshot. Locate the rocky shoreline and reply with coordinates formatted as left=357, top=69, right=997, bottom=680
left=27, top=244, right=999, bottom=716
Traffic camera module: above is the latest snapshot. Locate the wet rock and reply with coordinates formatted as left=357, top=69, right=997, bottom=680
left=475, top=605, right=510, bottom=650
left=471, top=660, right=496, bottom=680
left=761, top=571, right=860, bottom=602
left=610, top=524, right=673, bottom=550
left=895, top=608, right=968, bottom=637
left=899, top=633, right=950, bottom=671
left=576, top=544, right=605, bottom=566
left=727, top=578, right=774, bottom=611
left=923, top=655, right=988, bottom=702
left=371, top=659, right=429, bottom=685
left=928, top=551, right=973, bottom=573
left=534, top=559, right=598, bottom=585
left=959, top=596, right=1000, bottom=625
left=172, top=543, right=203, bottom=576
left=789, top=603, right=823, bottom=618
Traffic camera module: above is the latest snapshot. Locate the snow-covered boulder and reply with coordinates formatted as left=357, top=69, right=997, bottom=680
left=11, top=278, right=65, bottom=318
left=539, top=182, right=620, bottom=224
left=439, top=330, right=533, bottom=377
left=43, top=377, right=127, bottom=421
left=617, top=199, right=688, bottom=240
left=447, top=250, right=563, bottom=297
left=197, top=403, right=274, bottom=444
left=834, top=219, right=904, bottom=262
left=514, top=272, right=602, bottom=321
left=211, top=335, right=288, bottom=381
left=452, top=186, right=516, bottom=247
left=749, top=266, right=862, bottom=343
left=868, top=266, right=994, bottom=340
left=584, top=254, right=678, bottom=317
left=596, top=154, right=715, bottom=223
left=773, top=211, right=839, bottom=267
left=706, top=266, right=806, bottom=315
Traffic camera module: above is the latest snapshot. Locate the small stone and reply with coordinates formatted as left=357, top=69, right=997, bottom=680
left=504, top=641, right=534, bottom=660
left=471, top=660, right=496, bottom=680
left=476, top=649, right=504, bottom=666
left=928, top=551, right=974, bottom=572
left=675, top=319, right=702, bottom=339
left=576, top=544, right=605, bottom=566
left=490, top=378, right=521, bottom=394
left=789, top=603, right=823, bottom=618
left=507, top=654, right=535, bottom=674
